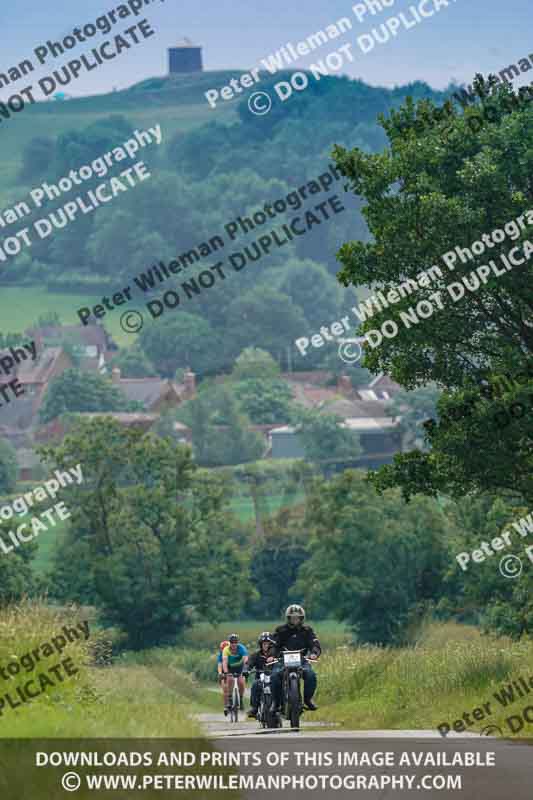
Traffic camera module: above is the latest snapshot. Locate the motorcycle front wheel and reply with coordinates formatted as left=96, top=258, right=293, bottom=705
left=288, top=674, right=301, bottom=729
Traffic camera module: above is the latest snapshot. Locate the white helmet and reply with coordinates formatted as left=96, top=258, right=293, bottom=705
left=285, top=604, right=305, bottom=626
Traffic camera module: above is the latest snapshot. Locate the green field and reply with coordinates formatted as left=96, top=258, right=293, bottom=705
left=228, top=490, right=306, bottom=523
left=1, top=286, right=146, bottom=346
left=31, top=516, right=70, bottom=574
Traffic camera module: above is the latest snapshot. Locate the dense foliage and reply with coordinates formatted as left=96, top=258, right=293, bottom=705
left=292, top=407, right=362, bottom=468
left=6, top=73, right=531, bottom=647
left=176, top=384, right=264, bottom=467
left=138, top=313, right=215, bottom=377
left=109, top=344, right=157, bottom=378
left=40, top=418, right=254, bottom=647
left=232, top=378, right=294, bottom=424
left=0, top=439, right=18, bottom=494
left=9, top=76, right=450, bottom=371
left=249, top=506, right=309, bottom=618
left=0, top=531, right=37, bottom=605
left=39, top=368, right=137, bottom=423
left=298, top=470, right=453, bottom=644
left=334, top=76, right=533, bottom=507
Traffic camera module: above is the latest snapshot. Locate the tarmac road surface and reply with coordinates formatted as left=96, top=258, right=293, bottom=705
left=198, top=709, right=533, bottom=799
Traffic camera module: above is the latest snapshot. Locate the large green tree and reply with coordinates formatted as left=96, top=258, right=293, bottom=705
left=249, top=506, right=309, bottom=618
left=333, top=76, right=533, bottom=506
left=177, top=384, right=264, bottom=467
left=19, top=136, right=55, bottom=182
left=297, top=470, right=453, bottom=644
left=435, top=494, right=532, bottom=635
left=40, top=417, right=253, bottom=648
left=232, top=378, right=294, bottom=424
left=0, top=524, right=37, bottom=605
left=232, top=348, right=280, bottom=380
left=291, top=408, right=362, bottom=469
left=225, top=288, right=307, bottom=368
left=279, top=259, right=344, bottom=330
left=138, top=312, right=215, bottom=377
left=109, top=344, right=157, bottom=378
left=39, top=368, right=135, bottom=423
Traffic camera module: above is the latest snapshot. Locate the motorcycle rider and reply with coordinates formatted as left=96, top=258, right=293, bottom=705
left=221, top=633, right=249, bottom=713
left=270, top=604, right=321, bottom=712
left=247, top=632, right=275, bottom=718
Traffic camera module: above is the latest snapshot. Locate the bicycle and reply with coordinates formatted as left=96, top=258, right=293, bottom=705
left=223, top=669, right=246, bottom=723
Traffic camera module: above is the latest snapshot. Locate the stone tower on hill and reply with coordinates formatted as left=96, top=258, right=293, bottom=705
left=168, top=38, right=203, bottom=74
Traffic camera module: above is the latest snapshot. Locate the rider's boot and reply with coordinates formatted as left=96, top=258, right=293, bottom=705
left=247, top=707, right=257, bottom=718
left=304, top=699, right=317, bottom=711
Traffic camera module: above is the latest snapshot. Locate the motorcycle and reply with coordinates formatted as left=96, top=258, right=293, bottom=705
left=256, top=668, right=281, bottom=729
left=280, top=649, right=309, bottom=730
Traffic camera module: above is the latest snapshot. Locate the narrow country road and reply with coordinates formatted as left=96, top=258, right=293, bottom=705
left=196, top=705, right=533, bottom=799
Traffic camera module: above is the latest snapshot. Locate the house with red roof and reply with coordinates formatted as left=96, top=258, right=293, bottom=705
left=270, top=372, right=405, bottom=468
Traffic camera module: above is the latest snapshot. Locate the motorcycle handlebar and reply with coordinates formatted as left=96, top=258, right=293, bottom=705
left=266, top=654, right=320, bottom=664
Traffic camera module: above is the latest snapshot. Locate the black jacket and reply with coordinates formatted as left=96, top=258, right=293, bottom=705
left=272, top=624, right=321, bottom=659
left=248, top=649, right=274, bottom=676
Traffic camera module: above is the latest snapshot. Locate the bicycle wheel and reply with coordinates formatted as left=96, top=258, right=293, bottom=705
left=232, top=682, right=239, bottom=723
left=288, top=674, right=301, bottom=729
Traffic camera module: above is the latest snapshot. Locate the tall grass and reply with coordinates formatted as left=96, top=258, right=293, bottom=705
left=0, top=601, right=205, bottom=738
left=8, top=605, right=530, bottom=737
left=121, top=646, right=217, bottom=686
left=316, top=621, right=531, bottom=733
left=0, top=600, right=96, bottom=734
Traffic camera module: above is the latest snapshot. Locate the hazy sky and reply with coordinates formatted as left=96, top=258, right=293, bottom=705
left=0, top=0, right=531, bottom=99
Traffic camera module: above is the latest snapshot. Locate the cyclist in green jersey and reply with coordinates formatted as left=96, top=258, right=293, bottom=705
left=221, top=633, right=249, bottom=713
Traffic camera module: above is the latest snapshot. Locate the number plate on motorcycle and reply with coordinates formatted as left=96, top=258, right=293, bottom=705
left=283, top=652, right=301, bottom=666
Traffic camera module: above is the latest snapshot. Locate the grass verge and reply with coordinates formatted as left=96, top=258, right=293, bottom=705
left=0, top=601, right=206, bottom=738
left=315, top=621, right=533, bottom=736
